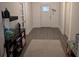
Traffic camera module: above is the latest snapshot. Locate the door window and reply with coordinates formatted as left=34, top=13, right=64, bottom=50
left=42, top=6, right=49, bottom=12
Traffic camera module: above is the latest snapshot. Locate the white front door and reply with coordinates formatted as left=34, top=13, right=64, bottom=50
left=40, top=2, right=59, bottom=27
left=40, top=3, right=51, bottom=27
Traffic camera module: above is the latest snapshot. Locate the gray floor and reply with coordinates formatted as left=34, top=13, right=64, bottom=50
left=21, top=27, right=67, bottom=57
left=29, top=27, right=62, bottom=39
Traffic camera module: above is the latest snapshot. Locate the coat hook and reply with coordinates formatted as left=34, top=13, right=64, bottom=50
left=52, top=9, right=56, bottom=12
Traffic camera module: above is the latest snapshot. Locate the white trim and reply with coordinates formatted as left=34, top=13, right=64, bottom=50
left=68, top=2, right=72, bottom=40
left=62, top=2, right=66, bottom=35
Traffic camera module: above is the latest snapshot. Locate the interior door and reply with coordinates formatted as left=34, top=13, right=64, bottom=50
left=40, top=3, right=51, bottom=27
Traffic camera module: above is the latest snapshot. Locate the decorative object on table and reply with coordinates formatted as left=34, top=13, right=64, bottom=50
left=3, top=8, right=10, bottom=18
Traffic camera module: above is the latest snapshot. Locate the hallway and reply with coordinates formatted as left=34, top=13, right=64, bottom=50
left=0, top=2, right=79, bottom=57
left=22, top=27, right=67, bottom=57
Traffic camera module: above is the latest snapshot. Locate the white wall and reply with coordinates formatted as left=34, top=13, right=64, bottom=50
left=70, top=2, right=79, bottom=40
left=60, top=2, right=79, bottom=41
left=32, top=2, right=41, bottom=28
left=65, top=2, right=79, bottom=41
left=24, top=3, right=32, bottom=35
left=59, top=2, right=66, bottom=35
